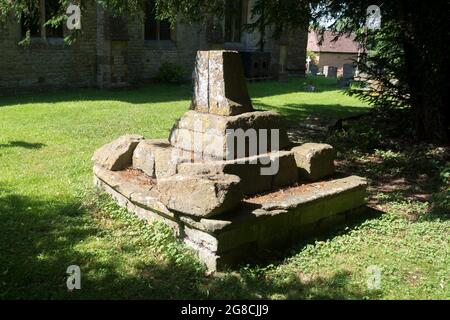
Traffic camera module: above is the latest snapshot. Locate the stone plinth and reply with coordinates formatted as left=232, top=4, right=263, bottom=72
left=177, top=151, right=298, bottom=196
left=169, top=110, right=291, bottom=160
left=94, top=169, right=367, bottom=272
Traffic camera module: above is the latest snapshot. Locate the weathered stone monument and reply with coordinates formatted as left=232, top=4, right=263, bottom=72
left=92, top=50, right=367, bottom=271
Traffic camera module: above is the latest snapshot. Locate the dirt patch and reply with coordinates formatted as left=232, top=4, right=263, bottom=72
left=121, top=168, right=156, bottom=188
left=245, top=181, right=327, bottom=205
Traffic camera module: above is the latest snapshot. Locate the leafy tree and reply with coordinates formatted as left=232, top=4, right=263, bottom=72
left=320, top=0, right=449, bottom=142
left=1, top=0, right=448, bottom=142
left=157, top=0, right=450, bottom=142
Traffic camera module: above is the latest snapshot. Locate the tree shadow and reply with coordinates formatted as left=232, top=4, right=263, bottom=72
left=253, top=101, right=368, bottom=125
left=0, top=141, right=46, bottom=150
left=0, top=83, right=193, bottom=108
left=0, top=76, right=342, bottom=108
left=0, top=180, right=382, bottom=299
left=205, top=269, right=380, bottom=300
left=283, top=109, right=449, bottom=221
left=0, top=184, right=207, bottom=299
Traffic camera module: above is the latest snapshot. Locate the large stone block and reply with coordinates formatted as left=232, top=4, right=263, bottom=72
left=177, top=151, right=298, bottom=195
left=292, top=143, right=336, bottom=181
left=191, top=50, right=254, bottom=116
left=133, top=140, right=157, bottom=177
left=132, top=139, right=188, bottom=179
left=157, top=174, right=243, bottom=218
left=272, top=152, right=299, bottom=188
left=92, top=134, right=144, bottom=171
left=169, top=110, right=291, bottom=159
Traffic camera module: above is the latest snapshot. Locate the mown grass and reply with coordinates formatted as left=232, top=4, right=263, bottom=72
left=0, top=76, right=448, bottom=299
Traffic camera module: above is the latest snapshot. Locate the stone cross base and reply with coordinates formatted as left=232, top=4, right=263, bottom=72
left=91, top=50, right=369, bottom=272
left=94, top=171, right=367, bottom=272
left=91, top=134, right=367, bottom=272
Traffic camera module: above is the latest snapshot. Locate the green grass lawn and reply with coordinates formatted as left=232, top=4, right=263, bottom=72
left=0, top=77, right=448, bottom=299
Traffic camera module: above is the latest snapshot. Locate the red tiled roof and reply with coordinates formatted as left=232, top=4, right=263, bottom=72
left=307, top=31, right=362, bottom=54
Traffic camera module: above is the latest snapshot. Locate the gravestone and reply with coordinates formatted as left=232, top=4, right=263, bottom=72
left=92, top=50, right=368, bottom=272
left=324, top=66, right=338, bottom=78
left=343, top=63, right=355, bottom=80
left=339, top=63, right=355, bottom=87
left=309, top=63, right=318, bottom=76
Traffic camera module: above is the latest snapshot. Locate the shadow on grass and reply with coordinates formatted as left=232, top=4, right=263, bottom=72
left=0, top=181, right=379, bottom=299
left=0, top=141, right=46, bottom=150
left=0, top=83, right=193, bottom=108
left=0, top=185, right=205, bottom=299
left=224, top=207, right=384, bottom=269
left=206, top=269, right=381, bottom=300
left=326, top=128, right=449, bottom=219
left=254, top=101, right=368, bottom=125
left=0, top=76, right=342, bottom=108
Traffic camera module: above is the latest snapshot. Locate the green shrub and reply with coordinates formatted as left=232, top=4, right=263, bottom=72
left=306, top=50, right=318, bottom=65
left=156, top=62, right=185, bottom=84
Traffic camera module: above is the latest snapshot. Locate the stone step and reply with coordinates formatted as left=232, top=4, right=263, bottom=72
left=93, top=168, right=367, bottom=272
left=169, top=110, right=291, bottom=160
left=177, top=151, right=298, bottom=196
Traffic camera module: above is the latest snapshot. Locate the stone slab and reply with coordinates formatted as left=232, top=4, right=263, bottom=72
left=324, top=66, right=338, bottom=78
left=94, top=165, right=176, bottom=220
left=157, top=174, right=243, bottom=218
left=343, top=63, right=355, bottom=80
left=177, top=151, right=298, bottom=195
left=94, top=175, right=182, bottom=234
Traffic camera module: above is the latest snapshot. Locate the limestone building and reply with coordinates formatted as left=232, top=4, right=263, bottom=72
left=0, top=0, right=308, bottom=95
